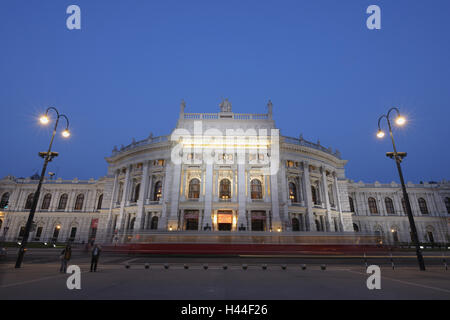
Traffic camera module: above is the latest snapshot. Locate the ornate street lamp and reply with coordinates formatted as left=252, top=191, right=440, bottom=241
left=377, top=107, right=425, bottom=271
left=15, top=107, right=70, bottom=268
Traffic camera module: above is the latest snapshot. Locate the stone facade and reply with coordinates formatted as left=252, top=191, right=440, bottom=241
left=1, top=102, right=449, bottom=244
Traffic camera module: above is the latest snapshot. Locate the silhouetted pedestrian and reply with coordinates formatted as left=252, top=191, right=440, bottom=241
left=59, top=245, right=72, bottom=273
left=90, top=244, right=101, bottom=272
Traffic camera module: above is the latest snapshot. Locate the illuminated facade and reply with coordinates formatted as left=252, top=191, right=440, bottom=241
left=1, top=100, right=449, bottom=244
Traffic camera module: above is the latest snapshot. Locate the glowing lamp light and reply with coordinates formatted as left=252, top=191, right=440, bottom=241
left=62, top=129, right=71, bottom=138
left=277, top=227, right=282, bottom=232
left=40, top=115, right=49, bottom=124
left=56, top=225, right=61, bottom=230
left=376, top=130, right=385, bottom=139
left=395, top=116, right=406, bottom=126
left=169, top=226, right=173, bottom=231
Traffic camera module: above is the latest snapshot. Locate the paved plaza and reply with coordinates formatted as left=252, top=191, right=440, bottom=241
left=0, top=249, right=449, bottom=300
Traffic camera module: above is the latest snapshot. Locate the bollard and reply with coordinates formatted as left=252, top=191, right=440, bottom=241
left=203, top=264, right=208, bottom=270
left=164, top=263, right=169, bottom=270
left=281, top=264, right=287, bottom=270
left=145, top=263, right=150, bottom=269
left=301, top=264, right=306, bottom=270
left=184, top=264, right=189, bottom=269
left=223, top=265, right=228, bottom=270
left=242, top=264, right=248, bottom=270
left=262, top=264, right=267, bottom=270
left=320, top=264, right=326, bottom=270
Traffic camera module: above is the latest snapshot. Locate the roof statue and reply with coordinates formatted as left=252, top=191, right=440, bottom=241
left=267, top=99, right=273, bottom=115
left=219, top=98, right=232, bottom=112
left=180, top=99, right=186, bottom=113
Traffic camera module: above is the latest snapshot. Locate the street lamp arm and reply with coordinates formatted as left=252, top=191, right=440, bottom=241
left=377, top=115, right=387, bottom=131
left=45, top=106, right=60, bottom=118
left=387, top=107, right=401, bottom=119
left=59, top=114, right=70, bottom=130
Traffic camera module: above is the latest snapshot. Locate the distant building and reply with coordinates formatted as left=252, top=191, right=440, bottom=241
left=1, top=100, right=449, bottom=244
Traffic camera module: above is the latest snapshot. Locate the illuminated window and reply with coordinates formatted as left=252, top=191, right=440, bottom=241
left=219, top=179, right=231, bottom=199
left=188, top=179, right=200, bottom=199
left=251, top=179, right=263, bottom=199
left=289, top=182, right=298, bottom=202
left=153, top=181, right=162, bottom=201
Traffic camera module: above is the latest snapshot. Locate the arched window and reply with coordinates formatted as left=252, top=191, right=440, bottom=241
left=150, top=216, right=158, bottom=230
left=349, top=196, right=355, bottom=212
left=219, top=179, right=231, bottom=199
left=291, top=218, right=300, bottom=231
left=368, top=197, right=378, bottom=214
left=25, top=193, right=34, bottom=210
left=445, top=197, right=450, bottom=214
left=288, top=182, right=297, bottom=202
left=353, top=223, right=359, bottom=232
left=311, top=186, right=318, bottom=205
left=41, top=193, right=52, bottom=210
left=97, top=194, right=103, bottom=210
left=188, top=179, right=200, bottom=199
left=74, top=194, right=84, bottom=211
left=385, top=197, right=395, bottom=215
left=153, top=181, right=162, bottom=201
left=0, top=192, right=10, bottom=209
left=418, top=198, right=429, bottom=214
left=401, top=198, right=407, bottom=214
left=133, top=183, right=140, bottom=202
left=58, top=194, right=68, bottom=210
left=251, top=179, right=263, bottom=200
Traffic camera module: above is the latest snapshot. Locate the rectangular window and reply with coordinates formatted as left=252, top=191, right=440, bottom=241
left=34, top=226, right=43, bottom=241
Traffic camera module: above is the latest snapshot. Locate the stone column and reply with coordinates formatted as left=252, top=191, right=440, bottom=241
left=117, top=165, right=131, bottom=231
left=203, top=163, right=213, bottom=230
left=321, top=167, right=332, bottom=231
left=106, top=170, right=119, bottom=233
left=237, top=161, right=247, bottom=230
left=270, top=167, right=282, bottom=231
left=333, top=174, right=344, bottom=232
left=302, top=162, right=316, bottom=231
left=135, top=161, right=150, bottom=230
left=168, top=162, right=182, bottom=229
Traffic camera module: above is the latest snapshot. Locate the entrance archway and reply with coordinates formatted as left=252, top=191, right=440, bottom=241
left=184, top=210, right=199, bottom=230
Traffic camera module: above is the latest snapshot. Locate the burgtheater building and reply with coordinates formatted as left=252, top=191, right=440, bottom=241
left=0, top=100, right=449, bottom=245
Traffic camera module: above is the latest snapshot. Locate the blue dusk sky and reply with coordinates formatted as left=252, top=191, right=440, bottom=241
left=1, top=0, right=449, bottom=183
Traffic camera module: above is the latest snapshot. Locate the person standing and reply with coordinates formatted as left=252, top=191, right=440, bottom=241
left=90, top=244, right=101, bottom=272
left=59, top=245, right=72, bottom=273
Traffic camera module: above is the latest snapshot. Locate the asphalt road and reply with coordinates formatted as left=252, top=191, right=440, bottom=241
left=0, top=248, right=449, bottom=299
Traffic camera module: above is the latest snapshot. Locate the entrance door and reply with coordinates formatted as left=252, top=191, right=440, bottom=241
left=251, top=211, right=266, bottom=231
left=184, top=210, right=199, bottom=230
left=217, top=211, right=232, bottom=231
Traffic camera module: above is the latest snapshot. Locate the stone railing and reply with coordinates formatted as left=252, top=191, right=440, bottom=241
left=183, top=113, right=269, bottom=120
left=111, top=135, right=169, bottom=156
left=282, top=136, right=342, bottom=159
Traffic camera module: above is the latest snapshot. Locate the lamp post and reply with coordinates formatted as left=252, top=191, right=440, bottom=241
left=15, top=107, right=70, bottom=268
left=376, top=107, right=425, bottom=271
